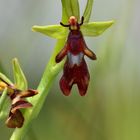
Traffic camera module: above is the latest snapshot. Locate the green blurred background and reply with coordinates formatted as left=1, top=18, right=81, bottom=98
left=0, top=0, right=140, bottom=139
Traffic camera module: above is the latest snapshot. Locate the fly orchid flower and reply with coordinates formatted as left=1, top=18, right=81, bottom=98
left=0, top=58, right=38, bottom=128
left=0, top=78, right=38, bottom=128
left=32, top=0, right=114, bottom=96
left=56, top=16, right=96, bottom=96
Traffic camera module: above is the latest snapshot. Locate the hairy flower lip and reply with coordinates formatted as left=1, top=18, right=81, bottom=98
left=6, top=110, right=24, bottom=128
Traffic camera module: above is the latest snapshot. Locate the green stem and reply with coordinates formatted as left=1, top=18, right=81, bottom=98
left=10, top=39, right=66, bottom=140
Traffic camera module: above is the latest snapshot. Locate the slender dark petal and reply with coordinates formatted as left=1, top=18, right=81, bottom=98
left=81, top=39, right=97, bottom=60
left=55, top=45, right=68, bottom=63
left=84, top=47, right=97, bottom=60
left=11, top=100, right=32, bottom=113
left=17, top=89, right=38, bottom=98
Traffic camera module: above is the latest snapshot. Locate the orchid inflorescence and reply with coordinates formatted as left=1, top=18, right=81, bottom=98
left=0, top=0, right=114, bottom=139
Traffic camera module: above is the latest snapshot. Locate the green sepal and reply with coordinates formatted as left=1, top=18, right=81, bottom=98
left=61, top=0, right=80, bottom=22
left=83, top=0, right=94, bottom=23
left=12, top=58, right=28, bottom=90
left=0, top=73, right=13, bottom=85
left=81, top=20, right=114, bottom=36
left=32, top=25, right=68, bottom=39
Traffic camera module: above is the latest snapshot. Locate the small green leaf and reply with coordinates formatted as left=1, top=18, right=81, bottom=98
left=81, top=20, right=114, bottom=36
left=0, top=73, right=13, bottom=85
left=32, top=25, right=68, bottom=39
left=61, top=0, right=80, bottom=22
left=83, top=0, right=94, bottom=22
left=12, top=58, right=28, bottom=90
